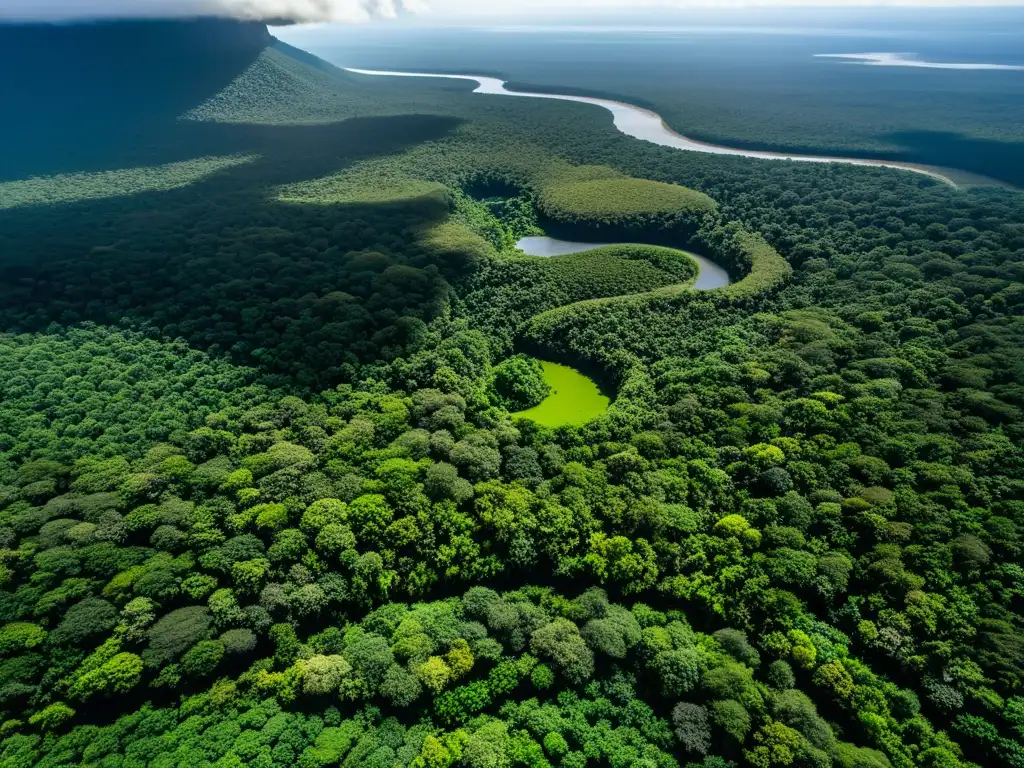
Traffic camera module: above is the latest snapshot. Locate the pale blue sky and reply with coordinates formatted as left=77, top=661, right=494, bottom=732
left=3, top=0, right=1023, bottom=23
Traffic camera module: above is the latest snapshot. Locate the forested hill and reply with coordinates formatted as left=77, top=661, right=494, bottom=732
left=0, top=18, right=272, bottom=179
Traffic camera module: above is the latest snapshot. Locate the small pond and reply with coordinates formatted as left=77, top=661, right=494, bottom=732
left=511, top=360, right=610, bottom=428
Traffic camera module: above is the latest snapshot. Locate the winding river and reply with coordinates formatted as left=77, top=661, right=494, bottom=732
left=516, top=236, right=732, bottom=290
left=508, top=236, right=732, bottom=426
left=346, top=68, right=958, bottom=186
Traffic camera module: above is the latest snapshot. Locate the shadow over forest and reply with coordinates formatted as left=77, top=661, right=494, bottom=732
left=0, top=19, right=278, bottom=179
left=0, top=110, right=467, bottom=389
left=0, top=18, right=476, bottom=390
left=879, top=129, right=1024, bottom=188
left=0, top=112, right=464, bottom=259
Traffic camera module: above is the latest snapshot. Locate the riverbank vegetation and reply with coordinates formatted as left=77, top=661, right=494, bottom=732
left=533, top=172, right=718, bottom=241
left=490, top=355, right=551, bottom=411
left=1, top=19, right=1024, bottom=768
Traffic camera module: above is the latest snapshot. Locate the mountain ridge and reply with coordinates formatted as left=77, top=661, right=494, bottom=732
left=0, top=18, right=278, bottom=179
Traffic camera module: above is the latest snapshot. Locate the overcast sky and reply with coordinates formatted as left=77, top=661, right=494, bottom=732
left=2, top=0, right=1023, bottom=23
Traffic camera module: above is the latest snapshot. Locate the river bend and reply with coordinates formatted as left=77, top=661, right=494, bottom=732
left=516, top=236, right=731, bottom=291
left=345, top=68, right=957, bottom=186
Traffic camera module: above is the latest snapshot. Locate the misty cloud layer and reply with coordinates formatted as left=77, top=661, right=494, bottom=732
left=0, top=0, right=429, bottom=24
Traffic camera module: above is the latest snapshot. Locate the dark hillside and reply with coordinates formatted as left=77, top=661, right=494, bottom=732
left=0, top=18, right=467, bottom=389
left=0, top=18, right=271, bottom=178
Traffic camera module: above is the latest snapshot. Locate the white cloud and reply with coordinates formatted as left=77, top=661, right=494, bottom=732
left=0, top=0, right=427, bottom=23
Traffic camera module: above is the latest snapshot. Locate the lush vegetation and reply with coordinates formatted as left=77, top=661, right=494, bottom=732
left=0, top=155, right=257, bottom=211
left=1, top=17, right=1024, bottom=768
left=491, top=356, right=552, bottom=412
left=462, top=241, right=700, bottom=354
left=534, top=173, right=718, bottom=240
left=0, top=325, right=272, bottom=465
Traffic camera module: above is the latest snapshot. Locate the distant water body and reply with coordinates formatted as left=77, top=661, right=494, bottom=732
left=515, top=236, right=732, bottom=291
left=346, top=68, right=957, bottom=186
left=479, top=26, right=902, bottom=37
left=817, top=52, right=1024, bottom=70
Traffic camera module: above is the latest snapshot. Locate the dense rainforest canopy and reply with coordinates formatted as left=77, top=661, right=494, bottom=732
left=301, top=23, right=1024, bottom=188
left=0, top=18, right=1023, bottom=768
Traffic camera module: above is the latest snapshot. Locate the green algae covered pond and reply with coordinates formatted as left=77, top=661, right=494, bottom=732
left=512, top=360, right=610, bottom=427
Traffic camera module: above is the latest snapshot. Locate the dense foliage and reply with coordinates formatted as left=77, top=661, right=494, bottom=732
left=1, top=17, right=1024, bottom=768
left=534, top=172, right=718, bottom=241
left=318, top=23, right=1024, bottom=187
left=490, top=356, right=551, bottom=411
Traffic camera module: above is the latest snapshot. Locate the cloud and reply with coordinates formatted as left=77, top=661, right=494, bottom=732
left=0, top=0, right=428, bottom=24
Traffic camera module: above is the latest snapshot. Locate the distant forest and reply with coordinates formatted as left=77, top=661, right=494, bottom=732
left=0, top=18, right=1023, bottom=768
left=306, top=25, right=1024, bottom=187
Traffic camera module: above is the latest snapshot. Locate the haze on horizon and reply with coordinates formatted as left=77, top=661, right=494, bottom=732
left=3, top=0, right=1024, bottom=24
